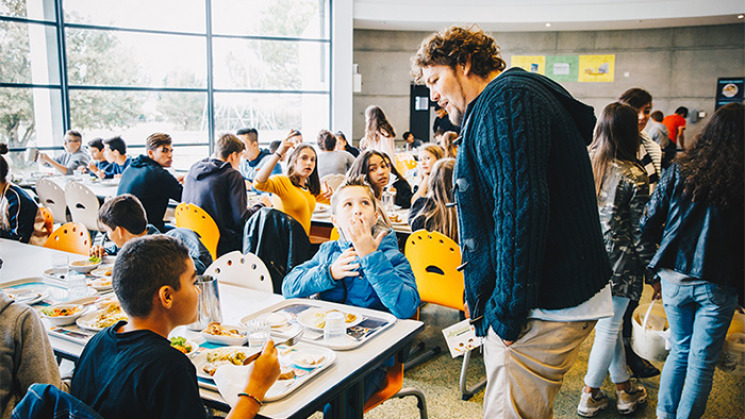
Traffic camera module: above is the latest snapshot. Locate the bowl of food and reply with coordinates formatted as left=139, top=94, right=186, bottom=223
left=69, top=256, right=102, bottom=273
left=170, top=336, right=198, bottom=355
left=40, top=303, right=85, bottom=326
left=200, top=322, right=247, bottom=346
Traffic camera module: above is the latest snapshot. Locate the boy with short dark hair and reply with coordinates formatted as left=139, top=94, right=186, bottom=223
left=101, top=136, right=131, bottom=178
left=85, top=138, right=111, bottom=178
left=282, top=179, right=419, bottom=412
left=90, top=194, right=212, bottom=274
left=117, top=133, right=183, bottom=231
left=182, top=133, right=267, bottom=256
left=71, top=235, right=280, bottom=419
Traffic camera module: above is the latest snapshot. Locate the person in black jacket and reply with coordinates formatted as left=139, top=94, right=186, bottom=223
left=182, top=133, right=267, bottom=256
left=642, top=103, right=744, bottom=419
left=0, top=144, right=49, bottom=245
left=347, top=150, right=413, bottom=209
left=117, top=133, right=182, bottom=232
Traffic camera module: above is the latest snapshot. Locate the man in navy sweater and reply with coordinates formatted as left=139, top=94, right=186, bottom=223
left=412, top=27, right=612, bottom=418
left=117, top=133, right=183, bottom=232
left=182, top=134, right=266, bottom=256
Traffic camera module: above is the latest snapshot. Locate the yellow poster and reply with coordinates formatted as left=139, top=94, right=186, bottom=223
left=578, top=55, right=615, bottom=82
left=510, top=55, right=546, bottom=75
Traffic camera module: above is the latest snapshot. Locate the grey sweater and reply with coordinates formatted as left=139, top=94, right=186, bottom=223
left=0, top=294, right=68, bottom=418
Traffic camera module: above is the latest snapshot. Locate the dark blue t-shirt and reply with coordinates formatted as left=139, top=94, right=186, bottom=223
left=71, top=321, right=206, bottom=419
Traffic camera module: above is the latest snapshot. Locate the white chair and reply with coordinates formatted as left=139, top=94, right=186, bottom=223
left=35, top=178, right=67, bottom=224
left=204, top=251, right=273, bottom=293
left=320, top=173, right=346, bottom=191
left=64, top=182, right=101, bottom=232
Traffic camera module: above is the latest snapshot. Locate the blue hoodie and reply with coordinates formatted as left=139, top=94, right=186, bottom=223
left=117, top=155, right=182, bottom=232
left=182, top=157, right=263, bottom=256
left=282, top=230, right=420, bottom=320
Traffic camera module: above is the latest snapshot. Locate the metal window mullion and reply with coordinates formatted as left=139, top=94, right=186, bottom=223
left=55, top=0, right=70, bottom=131
left=205, top=0, right=215, bottom=153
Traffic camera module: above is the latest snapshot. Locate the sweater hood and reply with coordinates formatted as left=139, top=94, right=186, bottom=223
left=190, top=158, right=233, bottom=180
left=129, top=154, right=160, bottom=168
left=498, top=67, right=597, bottom=145
left=0, top=293, right=13, bottom=315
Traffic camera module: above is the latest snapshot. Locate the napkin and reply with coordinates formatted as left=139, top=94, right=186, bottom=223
left=213, top=364, right=254, bottom=408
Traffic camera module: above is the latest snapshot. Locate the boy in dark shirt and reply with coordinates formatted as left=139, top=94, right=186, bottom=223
left=71, top=235, right=280, bottom=419
left=117, top=133, right=183, bottom=231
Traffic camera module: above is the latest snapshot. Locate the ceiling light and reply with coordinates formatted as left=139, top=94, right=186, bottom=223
left=545, top=23, right=551, bottom=27
left=738, top=14, right=744, bottom=19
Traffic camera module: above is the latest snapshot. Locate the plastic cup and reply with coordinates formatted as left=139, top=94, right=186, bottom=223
left=324, top=311, right=346, bottom=343
left=247, top=318, right=270, bottom=348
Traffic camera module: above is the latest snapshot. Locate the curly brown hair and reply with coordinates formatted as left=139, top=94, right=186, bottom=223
left=411, top=25, right=506, bottom=82
left=677, top=102, right=744, bottom=208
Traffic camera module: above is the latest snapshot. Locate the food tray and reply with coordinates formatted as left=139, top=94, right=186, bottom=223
left=193, top=341, right=336, bottom=402
left=0, top=277, right=98, bottom=306
left=239, top=299, right=397, bottom=351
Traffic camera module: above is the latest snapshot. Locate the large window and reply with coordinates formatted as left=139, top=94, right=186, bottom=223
left=0, top=0, right=331, bottom=170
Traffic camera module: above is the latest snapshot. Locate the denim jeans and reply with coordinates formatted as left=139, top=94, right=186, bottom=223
left=584, top=296, right=632, bottom=388
left=657, top=279, right=737, bottom=419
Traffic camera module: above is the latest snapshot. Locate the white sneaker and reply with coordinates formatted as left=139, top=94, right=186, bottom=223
left=577, top=390, right=609, bottom=417
left=616, top=385, right=647, bottom=415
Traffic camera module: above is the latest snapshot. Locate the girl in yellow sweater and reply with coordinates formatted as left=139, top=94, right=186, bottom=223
left=254, top=132, right=331, bottom=235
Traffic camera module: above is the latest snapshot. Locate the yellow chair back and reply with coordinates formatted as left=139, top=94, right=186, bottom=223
left=44, top=222, right=91, bottom=255
left=329, top=227, right=340, bottom=241
left=404, top=229, right=464, bottom=311
left=175, top=203, right=220, bottom=260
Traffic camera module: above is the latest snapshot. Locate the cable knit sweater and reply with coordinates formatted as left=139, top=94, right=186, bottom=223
left=454, top=68, right=611, bottom=341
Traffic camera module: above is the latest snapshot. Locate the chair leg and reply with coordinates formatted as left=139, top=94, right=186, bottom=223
left=404, top=343, right=442, bottom=372
left=394, top=387, right=428, bottom=419
left=459, top=349, right=486, bottom=401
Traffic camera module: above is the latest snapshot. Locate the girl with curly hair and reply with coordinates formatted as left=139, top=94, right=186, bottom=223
left=642, top=102, right=744, bottom=419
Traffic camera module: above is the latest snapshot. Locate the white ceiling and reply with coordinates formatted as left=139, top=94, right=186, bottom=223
left=353, top=0, right=745, bottom=31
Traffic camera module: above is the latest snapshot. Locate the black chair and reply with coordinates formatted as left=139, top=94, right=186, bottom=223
left=243, top=208, right=312, bottom=294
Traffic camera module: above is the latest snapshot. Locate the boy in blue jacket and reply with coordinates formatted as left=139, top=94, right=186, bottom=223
left=282, top=178, right=419, bottom=414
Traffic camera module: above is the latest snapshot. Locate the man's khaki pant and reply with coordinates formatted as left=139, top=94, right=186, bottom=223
left=483, top=319, right=596, bottom=418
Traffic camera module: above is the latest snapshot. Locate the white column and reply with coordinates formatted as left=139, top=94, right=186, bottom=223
left=330, top=0, right=353, bottom=136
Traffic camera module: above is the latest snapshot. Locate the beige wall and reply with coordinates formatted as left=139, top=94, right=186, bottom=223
left=352, top=23, right=744, bottom=142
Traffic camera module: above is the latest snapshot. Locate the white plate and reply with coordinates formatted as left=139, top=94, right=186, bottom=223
left=194, top=347, right=260, bottom=380
left=314, top=203, right=330, bottom=213
left=296, top=308, right=364, bottom=332
left=6, top=287, right=48, bottom=305
left=200, top=324, right=247, bottom=346
left=265, top=312, right=290, bottom=328
left=76, top=308, right=128, bottom=332
left=89, top=278, right=113, bottom=291
left=290, top=348, right=331, bottom=369
left=313, top=212, right=332, bottom=220
left=90, top=265, right=114, bottom=278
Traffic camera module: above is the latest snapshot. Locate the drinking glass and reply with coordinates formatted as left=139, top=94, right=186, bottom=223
left=247, top=318, right=270, bottom=348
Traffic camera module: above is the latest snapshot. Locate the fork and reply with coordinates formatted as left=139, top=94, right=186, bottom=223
left=242, top=329, right=304, bottom=365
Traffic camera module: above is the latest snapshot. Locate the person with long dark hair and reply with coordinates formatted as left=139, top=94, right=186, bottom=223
left=617, top=87, right=664, bottom=378
left=408, top=158, right=458, bottom=242
left=347, top=150, right=413, bottom=209
left=643, top=103, right=744, bottom=419
left=360, top=105, right=396, bottom=159
left=254, top=133, right=332, bottom=236
left=0, top=144, right=49, bottom=245
left=578, top=103, right=655, bottom=417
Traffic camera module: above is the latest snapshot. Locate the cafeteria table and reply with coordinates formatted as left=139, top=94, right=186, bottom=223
left=0, top=238, right=424, bottom=419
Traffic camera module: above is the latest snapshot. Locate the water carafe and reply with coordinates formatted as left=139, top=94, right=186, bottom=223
left=187, top=275, right=223, bottom=331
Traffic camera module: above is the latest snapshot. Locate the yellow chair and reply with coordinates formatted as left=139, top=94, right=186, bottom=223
left=404, top=229, right=486, bottom=400
left=44, top=222, right=91, bottom=255
left=39, top=207, right=54, bottom=233
left=363, top=356, right=428, bottom=418
left=174, top=203, right=220, bottom=260
left=394, top=152, right=417, bottom=176
left=329, top=226, right=340, bottom=241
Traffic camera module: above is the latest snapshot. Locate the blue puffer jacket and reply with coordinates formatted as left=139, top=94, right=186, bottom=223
left=454, top=68, right=611, bottom=341
left=282, top=231, right=420, bottom=319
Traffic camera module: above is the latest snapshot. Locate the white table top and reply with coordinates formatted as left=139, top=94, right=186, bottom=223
left=0, top=239, right=423, bottom=419
left=311, top=208, right=412, bottom=234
